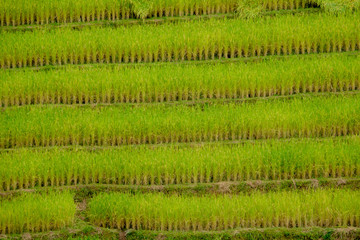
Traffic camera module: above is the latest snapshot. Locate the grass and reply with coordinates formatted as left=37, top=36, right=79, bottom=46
left=316, top=0, right=360, bottom=14
left=0, top=0, right=315, bottom=26
left=0, top=137, right=359, bottom=191
left=1, top=0, right=360, bottom=238
left=1, top=94, right=360, bottom=148
left=1, top=54, right=359, bottom=106
left=0, top=9, right=322, bottom=32
left=1, top=13, right=359, bottom=68
left=88, top=189, right=360, bottom=230
left=2, top=94, right=360, bottom=147
left=0, top=192, right=76, bottom=234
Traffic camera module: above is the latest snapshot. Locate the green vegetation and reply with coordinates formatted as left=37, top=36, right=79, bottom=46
left=0, top=192, right=76, bottom=234
left=1, top=13, right=359, bottom=68
left=0, top=0, right=314, bottom=26
left=316, top=0, right=360, bottom=14
left=6, top=227, right=360, bottom=240
left=1, top=95, right=359, bottom=148
left=1, top=54, right=359, bottom=106
left=88, top=190, right=360, bottom=230
left=1, top=137, right=359, bottom=191
left=126, top=228, right=360, bottom=240
left=1, top=0, right=360, bottom=237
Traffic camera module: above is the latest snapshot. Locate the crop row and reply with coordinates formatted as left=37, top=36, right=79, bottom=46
left=1, top=55, right=359, bottom=107
left=89, top=190, right=360, bottom=230
left=1, top=14, right=359, bottom=68
left=0, top=192, right=75, bottom=234
left=1, top=137, right=359, bottom=191
left=0, top=0, right=314, bottom=26
left=1, top=95, right=359, bottom=148
left=2, top=190, right=358, bottom=234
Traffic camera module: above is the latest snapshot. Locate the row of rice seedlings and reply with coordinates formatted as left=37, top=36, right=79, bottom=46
left=1, top=95, right=359, bottom=148
left=1, top=55, right=359, bottom=107
left=88, top=190, right=360, bottom=230
left=1, top=13, right=359, bottom=68
left=0, top=0, right=313, bottom=26
left=0, top=192, right=76, bottom=234
left=1, top=137, right=359, bottom=191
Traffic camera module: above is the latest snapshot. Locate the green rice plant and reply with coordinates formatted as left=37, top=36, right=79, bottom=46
left=315, top=0, right=360, bottom=14
left=0, top=137, right=359, bottom=190
left=236, top=0, right=267, bottom=18
left=0, top=0, right=314, bottom=26
left=88, top=190, right=360, bottom=230
left=0, top=55, right=358, bottom=105
left=0, top=192, right=76, bottom=234
left=1, top=13, right=359, bottom=68
left=0, top=0, right=131, bottom=26
left=1, top=55, right=359, bottom=107
left=1, top=95, right=359, bottom=148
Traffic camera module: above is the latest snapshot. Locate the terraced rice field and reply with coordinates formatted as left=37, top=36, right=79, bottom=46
left=0, top=0, right=360, bottom=239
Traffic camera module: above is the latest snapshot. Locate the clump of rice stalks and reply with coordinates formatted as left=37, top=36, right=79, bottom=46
left=316, top=0, right=360, bottom=14
left=130, top=0, right=153, bottom=19
left=0, top=137, right=359, bottom=190
left=236, top=0, right=265, bottom=18
left=0, top=192, right=76, bottom=234
left=1, top=13, right=359, bottom=68
left=88, top=190, right=360, bottom=230
left=0, top=95, right=359, bottom=148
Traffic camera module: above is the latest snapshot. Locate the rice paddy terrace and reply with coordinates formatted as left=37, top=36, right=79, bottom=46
left=0, top=0, right=360, bottom=239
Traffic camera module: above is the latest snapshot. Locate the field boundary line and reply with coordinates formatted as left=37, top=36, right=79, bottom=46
left=2, top=90, right=360, bottom=110
left=3, top=226, right=360, bottom=239
left=0, top=135, right=359, bottom=153
left=2, top=50, right=358, bottom=73
left=1, top=178, right=359, bottom=197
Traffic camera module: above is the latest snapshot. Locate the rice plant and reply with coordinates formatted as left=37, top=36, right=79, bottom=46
left=1, top=137, right=359, bottom=191
left=236, top=0, right=268, bottom=18
left=0, top=192, right=76, bottom=234
left=0, top=0, right=315, bottom=27
left=1, top=54, right=359, bottom=107
left=1, top=95, right=359, bottom=148
left=315, top=0, right=360, bottom=14
left=88, top=190, right=360, bottom=230
left=1, top=13, right=359, bottom=68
